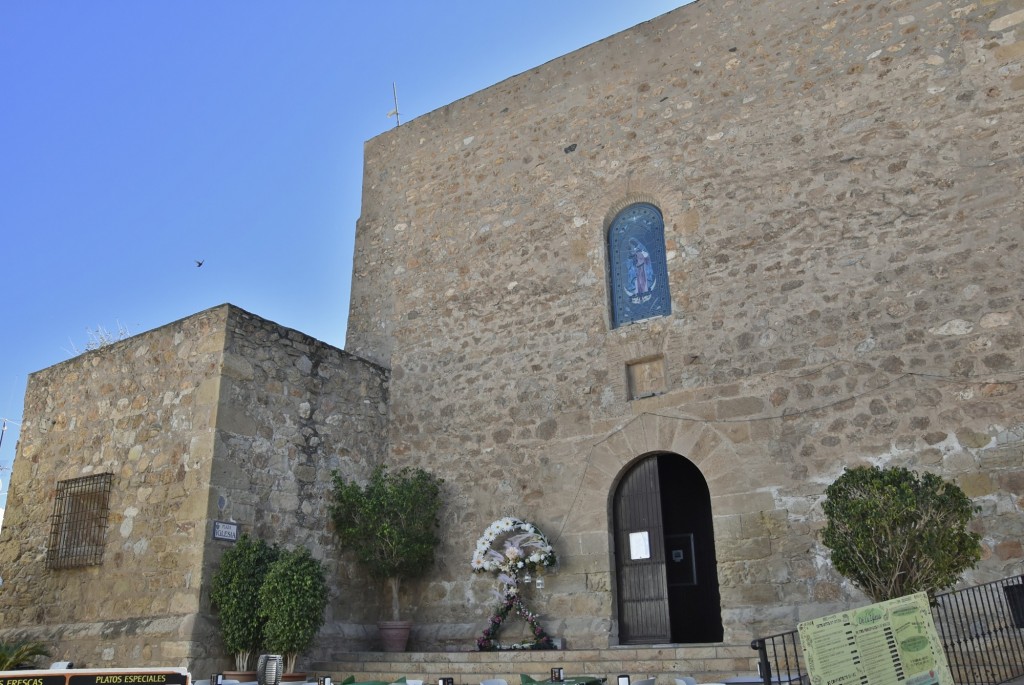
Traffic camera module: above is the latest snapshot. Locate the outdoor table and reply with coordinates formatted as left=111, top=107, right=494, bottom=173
left=342, top=677, right=404, bottom=685
left=521, top=675, right=606, bottom=685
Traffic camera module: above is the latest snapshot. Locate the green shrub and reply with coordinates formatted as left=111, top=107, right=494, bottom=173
left=258, top=546, right=328, bottom=674
left=821, top=465, right=982, bottom=602
left=211, top=534, right=279, bottom=670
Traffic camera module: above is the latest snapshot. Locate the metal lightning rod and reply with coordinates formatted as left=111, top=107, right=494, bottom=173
left=386, top=82, right=401, bottom=127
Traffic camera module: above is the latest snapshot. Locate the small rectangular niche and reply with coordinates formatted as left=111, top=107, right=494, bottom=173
left=626, top=355, right=666, bottom=400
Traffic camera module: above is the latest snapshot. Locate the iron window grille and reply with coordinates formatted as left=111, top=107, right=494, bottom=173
left=46, top=472, right=114, bottom=569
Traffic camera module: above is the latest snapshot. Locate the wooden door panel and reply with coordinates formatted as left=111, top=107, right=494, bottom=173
left=614, top=457, right=670, bottom=644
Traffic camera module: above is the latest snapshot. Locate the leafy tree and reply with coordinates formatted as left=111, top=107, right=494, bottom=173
left=821, top=465, right=982, bottom=602
left=211, top=534, right=279, bottom=670
left=258, top=546, right=328, bottom=674
left=329, top=466, right=444, bottom=621
left=0, top=640, right=50, bottom=669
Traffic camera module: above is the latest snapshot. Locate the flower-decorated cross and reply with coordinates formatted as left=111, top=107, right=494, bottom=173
left=472, top=517, right=557, bottom=651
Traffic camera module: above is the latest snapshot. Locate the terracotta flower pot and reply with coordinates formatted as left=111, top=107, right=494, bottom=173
left=378, top=620, right=413, bottom=652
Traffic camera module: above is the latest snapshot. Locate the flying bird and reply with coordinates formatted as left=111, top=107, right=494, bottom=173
left=195, top=260, right=204, bottom=268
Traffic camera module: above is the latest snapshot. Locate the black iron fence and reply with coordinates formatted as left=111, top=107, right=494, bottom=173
left=933, top=575, right=1024, bottom=685
left=750, top=629, right=806, bottom=684
left=750, top=575, right=1024, bottom=685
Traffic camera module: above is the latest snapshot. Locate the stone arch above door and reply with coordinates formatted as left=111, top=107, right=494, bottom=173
left=584, top=413, right=737, bottom=500
left=551, top=411, right=772, bottom=645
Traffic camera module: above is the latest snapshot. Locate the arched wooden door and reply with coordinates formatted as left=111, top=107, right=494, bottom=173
left=613, top=452, right=723, bottom=644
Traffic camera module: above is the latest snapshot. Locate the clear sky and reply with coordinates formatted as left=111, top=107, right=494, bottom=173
left=0, top=0, right=692, bottom=513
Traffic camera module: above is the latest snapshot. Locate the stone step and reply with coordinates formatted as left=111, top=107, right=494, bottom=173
left=311, top=644, right=761, bottom=685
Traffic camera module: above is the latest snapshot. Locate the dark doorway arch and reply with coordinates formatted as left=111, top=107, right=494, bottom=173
left=612, top=452, right=723, bottom=644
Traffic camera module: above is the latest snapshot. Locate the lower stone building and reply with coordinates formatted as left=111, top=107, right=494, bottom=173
left=1, top=0, right=1023, bottom=677
left=0, top=305, right=388, bottom=672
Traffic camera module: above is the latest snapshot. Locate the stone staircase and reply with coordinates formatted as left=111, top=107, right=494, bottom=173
left=311, top=644, right=761, bottom=685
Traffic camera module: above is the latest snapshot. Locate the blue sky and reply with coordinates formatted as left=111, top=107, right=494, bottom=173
left=0, top=1, right=691, bottom=510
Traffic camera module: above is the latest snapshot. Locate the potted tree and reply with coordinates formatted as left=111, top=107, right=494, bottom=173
left=258, top=546, right=329, bottom=676
left=329, top=465, right=444, bottom=652
left=211, top=534, right=279, bottom=677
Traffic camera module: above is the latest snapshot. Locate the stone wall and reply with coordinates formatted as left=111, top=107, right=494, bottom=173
left=0, top=306, right=225, bottom=666
left=0, top=305, right=390, bottom=672
left=208, top=306, right=391, bottom=657
left=3, top=0, right=1021, bottom=665
left=346, top=0, right=1024, bottom=648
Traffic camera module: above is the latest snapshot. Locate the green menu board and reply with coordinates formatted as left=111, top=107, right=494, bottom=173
left=798, top=592, right=954, bottom=685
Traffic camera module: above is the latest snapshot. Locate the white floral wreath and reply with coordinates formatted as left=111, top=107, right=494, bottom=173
left=471, top=516, right=557, bottom=576
left=472, top=517, right=558, bottom=651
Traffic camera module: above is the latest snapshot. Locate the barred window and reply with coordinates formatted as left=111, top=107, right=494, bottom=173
left=47, top=473, right=113, bottom=569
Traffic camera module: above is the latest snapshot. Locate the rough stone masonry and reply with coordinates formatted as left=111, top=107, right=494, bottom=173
left=346, top=0, right=1023, bottom=648
left=0, top=306, right=388, bottom=671
left=0, top=0, right=1021, bottom=671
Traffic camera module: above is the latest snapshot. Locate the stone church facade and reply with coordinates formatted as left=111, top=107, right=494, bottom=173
left=2, top=0, right=1023, bottom=674
left=346, top=0, right=1024, bottom=648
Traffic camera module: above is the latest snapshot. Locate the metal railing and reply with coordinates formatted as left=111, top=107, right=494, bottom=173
left=750, top=575, right=1024, bottom=685
left=933, top=575, right=1024, bottom=685
left=749, top=630, right=806, bottom=684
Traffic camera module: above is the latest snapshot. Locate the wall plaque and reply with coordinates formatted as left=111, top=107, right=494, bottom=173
left=212, top=520, right=239, bottom=542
